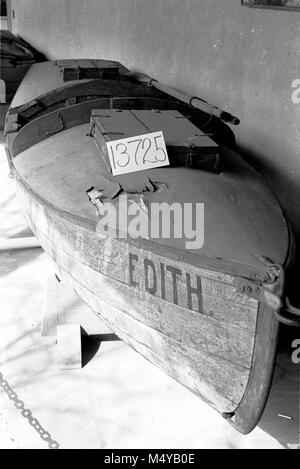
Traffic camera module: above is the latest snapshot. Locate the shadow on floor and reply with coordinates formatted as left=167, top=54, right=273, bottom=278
left=81, top=333, right=120, bottom=368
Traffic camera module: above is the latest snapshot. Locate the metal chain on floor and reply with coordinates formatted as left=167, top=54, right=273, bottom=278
left=0, top=372, right=59, bottom=449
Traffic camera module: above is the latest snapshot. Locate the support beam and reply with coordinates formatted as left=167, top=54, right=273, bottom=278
left=57, top=324, right=82, bottom=370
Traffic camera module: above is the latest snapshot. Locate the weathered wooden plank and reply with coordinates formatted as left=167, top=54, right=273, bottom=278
left=11, top=79, right=166, bottom=122
left=44, top=236, right=255, bottom=367
left=47, top=211, right=259, bottom=326
left=29, top=197, right=258, bottom=332
left=20, top=188, right=256, bottom=368
left=50, top=211, right=238, bottom=287
left=60, top=266, right=249, bottom=412
left=19, top=182, right=258, bottom=333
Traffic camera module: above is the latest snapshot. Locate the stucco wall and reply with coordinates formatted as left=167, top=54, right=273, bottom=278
left=11, top=0, right=300, bottom=242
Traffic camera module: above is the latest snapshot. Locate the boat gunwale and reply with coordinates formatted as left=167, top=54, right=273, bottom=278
left=7, top=94, right=231, bottom=158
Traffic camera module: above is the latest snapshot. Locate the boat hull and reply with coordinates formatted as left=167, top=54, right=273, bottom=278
left=15, top=174, right=284, bottom=433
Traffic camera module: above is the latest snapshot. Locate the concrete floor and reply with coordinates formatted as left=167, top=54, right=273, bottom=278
left=0, top=105, right=299, bottom=448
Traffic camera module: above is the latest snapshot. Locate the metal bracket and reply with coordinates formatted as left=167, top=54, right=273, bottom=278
left=86, top=182, right=122, bottom=216
left=275, top=297, right=300, bottom=327
left=237, top=277, right=282, bottom=312
left=238, top=261, right=300, bottom=327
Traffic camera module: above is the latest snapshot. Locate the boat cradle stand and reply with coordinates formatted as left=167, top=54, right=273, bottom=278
left=41, top=275, right=117, bottom=370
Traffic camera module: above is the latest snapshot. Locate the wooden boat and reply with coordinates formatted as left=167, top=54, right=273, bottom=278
left=4, top=59, right=299, bottom=434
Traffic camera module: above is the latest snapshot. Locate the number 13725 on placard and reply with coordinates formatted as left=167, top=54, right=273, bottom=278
left=106, top=131, right=170, bottom=176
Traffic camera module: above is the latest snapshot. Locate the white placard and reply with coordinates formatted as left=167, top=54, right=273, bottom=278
left=106, top=131, right=169, bottom=176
